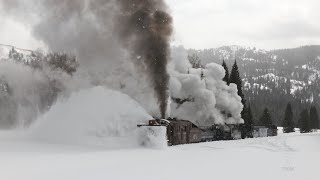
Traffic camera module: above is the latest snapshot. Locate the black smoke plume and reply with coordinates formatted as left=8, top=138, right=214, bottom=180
left=116, top=0, right=173, bottom=118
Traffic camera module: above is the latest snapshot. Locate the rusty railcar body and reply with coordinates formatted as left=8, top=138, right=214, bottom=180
left=199, top=126, right=216, bottom=142
left=166, top=118, right=202, bottom=145
left=267, top=125, right=278, bottom=136
left=166, top=120, right=243, bottom=145
left=212, top=124, right=242, bottom=140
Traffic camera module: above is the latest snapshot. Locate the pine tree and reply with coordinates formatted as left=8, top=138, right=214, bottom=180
left=229, top=60, right=248, bottom=125
left=222, top=60, right=229, bottom=85
left=8, top=47, right=14, bottom=59
left=298, top=109, right=310, bottom=133
left=282, top=103, right=295, bottom=133
left=243, top=104, right=254, bottom=138
left=259, top=108, right=273, bottom=126
left=285, top=78, right=291, bottom=95
left=187, top=54, right=202, bottom=68
left=310, top=106, right=319, bottom=130
left=230, top=60, right=245, bottom=107
left=229, top=60, right=252, bottom=137
left=246, top=105, right=254, bottom=126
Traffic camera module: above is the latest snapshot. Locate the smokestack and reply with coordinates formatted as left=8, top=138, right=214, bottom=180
left=116, top=0, right=173, bottom=119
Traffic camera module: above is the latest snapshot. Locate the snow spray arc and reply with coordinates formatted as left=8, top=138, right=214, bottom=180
left=1, top=0, right=173, bottom=119
left=116, top=0, right=173, bottom=118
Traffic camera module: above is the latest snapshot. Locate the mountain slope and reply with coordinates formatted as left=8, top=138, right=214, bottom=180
left=187, top=45, right=320, bottom=125
left=0, top=44, right=33, bottom=60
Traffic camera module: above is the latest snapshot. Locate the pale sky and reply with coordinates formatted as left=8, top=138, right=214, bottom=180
left=1, top=0, right=320, bottom=50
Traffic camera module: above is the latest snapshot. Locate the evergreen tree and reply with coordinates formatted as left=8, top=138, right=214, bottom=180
left=282, top=103, right=295, bottom=133
left=246, top=105, right=254, bottom=127
left=230, top=60, right=249, bottom=129
left=8, top=47, right=14, bottom=59
left=285, top=78, right=291, bottom=95
left=242, top=104, right=254, bottom=138
left=8, top=47, right=22, bottom=61
left=230, top=60, right=245, bottom=108
left=187, top=54, right=202, bottom=68
left=298, top=109, right=311, bottom=133
left=222, top=60, right=229, bottom=85
left=45, top=53, right=78, bottom=75
left=259, top=108, right=273, bottom=126
left=310, top=106, right=319, bottom=130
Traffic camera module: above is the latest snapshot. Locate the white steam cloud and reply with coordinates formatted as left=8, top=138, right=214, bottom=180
left=169, top=46, right=243, bottom=126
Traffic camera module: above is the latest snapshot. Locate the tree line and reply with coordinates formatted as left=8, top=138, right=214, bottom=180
left=221, top=60, right=319, bottom=134
left=0, top=47, right=79, bottom=128
left=282, top=103, right=319, bottom=133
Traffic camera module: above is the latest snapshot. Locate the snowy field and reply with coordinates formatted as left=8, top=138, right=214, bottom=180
left=0, top=131, right=319, bottom=180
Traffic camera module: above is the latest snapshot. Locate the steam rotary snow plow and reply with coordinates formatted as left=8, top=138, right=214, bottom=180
left=137, top=119, right=170, bottom=127
left=137, top=118, right=204, bottom=146
left=137, top=119, right=169, bottom=147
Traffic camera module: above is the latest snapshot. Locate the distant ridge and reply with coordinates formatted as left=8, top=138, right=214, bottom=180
left=0, top=43, right=33, bottom=53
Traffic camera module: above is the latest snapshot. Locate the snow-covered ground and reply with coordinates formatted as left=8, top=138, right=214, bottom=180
left=0, top=131, right=319, bottom=180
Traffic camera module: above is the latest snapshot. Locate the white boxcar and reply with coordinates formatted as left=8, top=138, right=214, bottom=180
left=253, top=126, right=268, bottom=138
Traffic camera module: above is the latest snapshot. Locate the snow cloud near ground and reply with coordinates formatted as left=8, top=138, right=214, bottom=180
left=0, top=61, right=53, bottom=127
left=28, top=86, right=166, bottom=149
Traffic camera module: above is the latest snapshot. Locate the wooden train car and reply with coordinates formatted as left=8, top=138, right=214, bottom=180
left=253, top=126, right=268, bottom=137
left=253, top=125, right=278, bottom=137
left=166, top=118, right=202, bottom=145
left=199, top=127, right=216, bottom=142
left=267, top=125, right=278, bottom=136
left=212, top=124, right=242, bottom=140
left=166, top=121, right=243, bottom=145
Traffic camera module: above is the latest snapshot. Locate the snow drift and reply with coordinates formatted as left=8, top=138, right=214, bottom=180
left=28, top=86, right=167, bottom=149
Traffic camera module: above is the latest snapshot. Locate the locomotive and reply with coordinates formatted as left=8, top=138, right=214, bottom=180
left=137, top=118, right=275, bottom=146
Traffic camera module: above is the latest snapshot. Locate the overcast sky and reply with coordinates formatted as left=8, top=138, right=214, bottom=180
left=1, top=0, right=320, bottom=50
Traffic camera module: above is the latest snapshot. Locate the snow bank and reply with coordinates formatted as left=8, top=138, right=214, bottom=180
left=28, top=86, right=167, bottom=149
left=1, top=132, right=320, bottom=180
left=137, top=126, right=167, bottom=148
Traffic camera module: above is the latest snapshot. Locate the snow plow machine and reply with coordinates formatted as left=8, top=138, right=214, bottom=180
left=137, top=119, right=170, bottom=127
left=137, top=119, right=169, bottom=147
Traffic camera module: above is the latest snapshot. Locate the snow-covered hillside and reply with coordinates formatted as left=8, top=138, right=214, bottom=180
left=244, top=73, right=307, bottom=95
left=187, top=45, right=320, bottom=124
left=0, top=44, right=33, bottom=60
left=0, top=131, right=319, bottom=180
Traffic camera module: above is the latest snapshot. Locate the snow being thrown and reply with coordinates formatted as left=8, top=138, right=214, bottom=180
left=0, top=0, right=244, bottom=148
